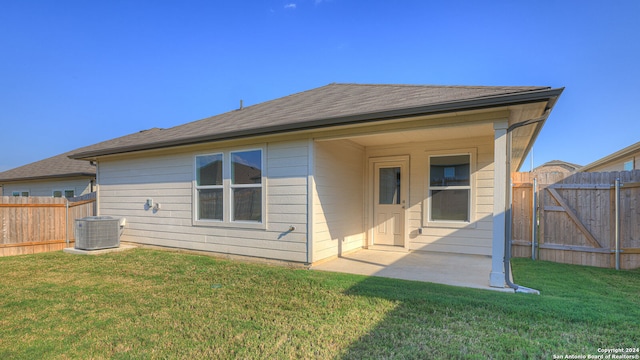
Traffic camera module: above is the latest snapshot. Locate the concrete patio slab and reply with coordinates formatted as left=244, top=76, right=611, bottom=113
left=311, top=248, right=514, bottom=293
left=63, top=244, right=137, bottom=256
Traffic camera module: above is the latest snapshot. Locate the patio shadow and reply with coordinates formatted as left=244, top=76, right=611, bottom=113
left=336, top=275, right=515, bottom=359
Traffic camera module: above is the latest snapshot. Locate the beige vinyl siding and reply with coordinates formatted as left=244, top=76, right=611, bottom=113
left=366, top=136, right=495, bottom=256
left=581, top=144, right=640, bottom=172
left=312, top=140, right=365, bottom=262
left=1, top=177, right=93, bottom=197
left=584, top=153, right=640, bottom=172
left=98, top=140, right=310, bottom=263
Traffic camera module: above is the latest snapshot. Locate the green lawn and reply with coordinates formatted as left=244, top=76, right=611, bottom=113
left=0, top=249, right=638, bottom=359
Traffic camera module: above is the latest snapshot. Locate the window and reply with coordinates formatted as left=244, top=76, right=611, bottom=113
left=231, top=150, right=262, bottom=222
left=624, top=160, right=633, bottom=171
left=12, top=191, right=29, bottom=197
left=196, top=153, right=224, bottom=221
left=195, top=148, right=264, bottom=225
left=379, top=167, right=401, bottom=204
left=429, top=154, right=471, bottom=222
left=54, top=190, right=75, bottom=198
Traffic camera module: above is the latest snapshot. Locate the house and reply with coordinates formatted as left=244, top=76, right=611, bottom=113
left=0, top=150, right=96, bottom=198
left=69, top=83, right=563, bottom=288
left=531, top=160, right=581, bottom=179
left=579, top=141, right=640, bottom=172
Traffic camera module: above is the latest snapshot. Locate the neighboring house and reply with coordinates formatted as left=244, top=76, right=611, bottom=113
left=580, top=141, right=640, bottom=172
left=69, top=83, right=563, bottom=288
left=531, top=160, right=581, bottom=179
left=0, top=151, right=96, bottom=198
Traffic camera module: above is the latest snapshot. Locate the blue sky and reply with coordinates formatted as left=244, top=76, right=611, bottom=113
left=1, top=0, right=638, bottom=172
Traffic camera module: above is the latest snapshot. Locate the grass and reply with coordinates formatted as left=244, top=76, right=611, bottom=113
left=0, top=249, right=638, bottom=359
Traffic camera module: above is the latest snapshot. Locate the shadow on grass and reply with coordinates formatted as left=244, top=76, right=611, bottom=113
left=337, top=259, right=640, bottom=359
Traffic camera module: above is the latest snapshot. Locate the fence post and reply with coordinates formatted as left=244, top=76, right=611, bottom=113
left=65, top=198, right=69, bottom=247
left=615, top=178, right=621, bottom=270
left=532, top=177, right=537, bottom=260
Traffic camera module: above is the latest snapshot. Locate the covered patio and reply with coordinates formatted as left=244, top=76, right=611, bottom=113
left=311, top=247, right=515, bottom=292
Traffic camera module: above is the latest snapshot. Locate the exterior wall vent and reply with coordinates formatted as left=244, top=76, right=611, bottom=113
left=75, top=216, right=125, bottom=250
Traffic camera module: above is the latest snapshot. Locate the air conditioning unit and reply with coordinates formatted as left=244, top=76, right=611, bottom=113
left=75, top=216, right=125, bottom=250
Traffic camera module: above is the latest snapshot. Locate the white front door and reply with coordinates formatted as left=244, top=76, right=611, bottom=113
left=373, top=160, right=407, bottom=246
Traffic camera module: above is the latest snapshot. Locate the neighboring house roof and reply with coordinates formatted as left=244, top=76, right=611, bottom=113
left=0, top=151, right=96, bottom=183
left=534, top=160, right=582, bottom=172
left=580, top=141, right=640, bottom=172
left=70, top=83, right=563, bottom=160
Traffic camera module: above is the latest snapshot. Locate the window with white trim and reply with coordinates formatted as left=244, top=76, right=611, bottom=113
left=53, top=190, right=63, bottom=198
left=230, top=150, right=262, bottom=222
left=195, top=153, right=224, bottom=221
left=195, top=148, right=264, bottom=224
left=12, top=191, right=29, bottom=197
left=429, top=154, right=471, bottom=222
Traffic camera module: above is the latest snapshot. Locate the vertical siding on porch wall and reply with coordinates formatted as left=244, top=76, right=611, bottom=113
left=312, top=140, right=366, bottom=262
left=97, top=139, right=310, bottom=263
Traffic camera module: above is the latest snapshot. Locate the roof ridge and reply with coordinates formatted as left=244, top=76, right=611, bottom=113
left=328, top=83, right=549, bottom=90
left=172, top=83, right=551, bottom=130
left=161, top=83, right=341, bottom=131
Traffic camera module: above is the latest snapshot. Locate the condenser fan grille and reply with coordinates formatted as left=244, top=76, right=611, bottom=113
left=75, top=216, right=123, bottom=250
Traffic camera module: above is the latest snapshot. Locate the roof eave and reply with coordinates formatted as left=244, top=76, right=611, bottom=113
left=70, top=87, right=564, bottom=160
left=510, top=87, right=564, bottom=171
left=0, top=172, right=96, bottom=183
left=513, top=119, right=547, bottom=172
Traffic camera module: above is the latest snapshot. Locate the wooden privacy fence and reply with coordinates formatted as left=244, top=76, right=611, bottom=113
left=0, top=192, right=96, bottom=256
left=511, top=171, right=640, bottom=269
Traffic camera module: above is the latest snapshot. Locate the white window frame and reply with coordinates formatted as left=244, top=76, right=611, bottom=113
left=12, top=191, right=29, bottom=197
left=230, top=148, right=264, bottom=224
left=195, top=152, right=224, bottom=222
left=53, top=190, right=63, bottom=198
left=64, top=190, right=75, bottom=198
left=425, top=149, right=475, bottom=228
left=193, top=146, right=266, bottom=229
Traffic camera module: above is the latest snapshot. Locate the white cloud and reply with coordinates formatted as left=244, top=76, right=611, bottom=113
left=284, top=3, right=296, bottom=9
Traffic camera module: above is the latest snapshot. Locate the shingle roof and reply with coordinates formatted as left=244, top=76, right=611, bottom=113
left=0, top=151, right=96, bottom=182
left=70, top=83, right=563, bottom=159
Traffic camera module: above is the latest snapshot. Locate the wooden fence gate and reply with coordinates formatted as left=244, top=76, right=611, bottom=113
left=512, top=171, right=640, bottom=269
left=0, top=192, right=96, bottom=256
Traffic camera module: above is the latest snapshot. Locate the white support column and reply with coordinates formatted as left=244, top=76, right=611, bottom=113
left=306, top=137, right=315, bottom=265
left=490, top=120, right=509, bottom=288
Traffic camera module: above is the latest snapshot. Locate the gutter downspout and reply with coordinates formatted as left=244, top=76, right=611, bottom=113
left=503, top=117, right=548, bottom=295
